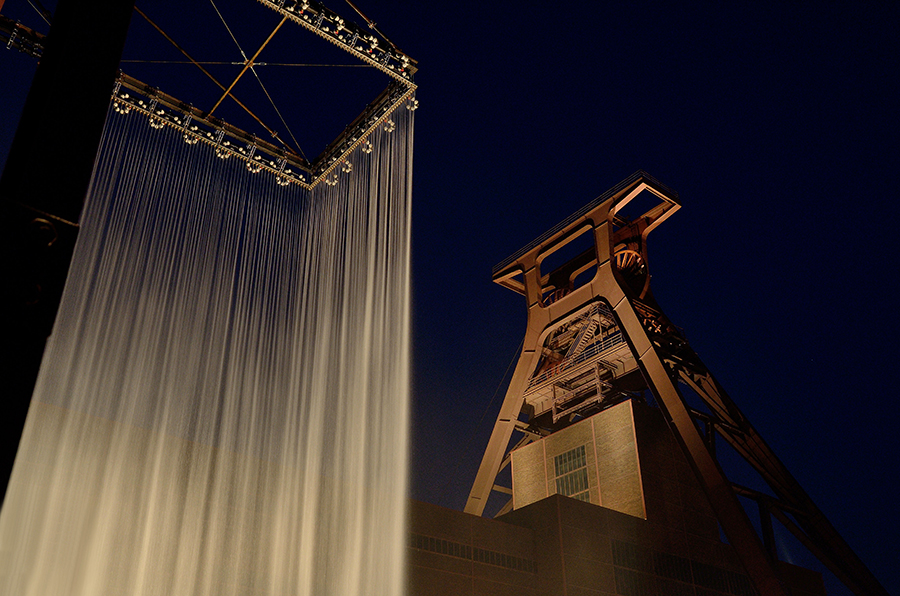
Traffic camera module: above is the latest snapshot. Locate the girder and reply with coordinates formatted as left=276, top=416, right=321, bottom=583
left=467, top=171, right=888, bottom=596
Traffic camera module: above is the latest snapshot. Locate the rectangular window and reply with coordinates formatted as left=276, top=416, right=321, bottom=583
left=553, top=445, right=590, bottom=501
left=614, top=567, right=657, bottom=596
left=654, top=551, right=692, bottom=583
left=409, top=533, right=536, bottom=575
left=554, top=444, right=587, bottom=476
left=612, top=539, right=653, bottom=573
left=693, top=561, right=726, bottom=592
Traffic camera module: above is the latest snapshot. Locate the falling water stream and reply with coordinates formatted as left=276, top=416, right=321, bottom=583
left=0, top=105, right=413, bottom=595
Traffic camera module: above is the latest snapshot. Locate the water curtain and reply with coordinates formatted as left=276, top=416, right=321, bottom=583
left=0, top=104, right=413, bottom=596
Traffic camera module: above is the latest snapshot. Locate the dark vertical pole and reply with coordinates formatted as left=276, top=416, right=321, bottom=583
left=0, top=0, right=134, bottom=506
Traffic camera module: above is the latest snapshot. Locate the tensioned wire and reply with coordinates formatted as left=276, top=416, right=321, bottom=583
left=121, top=60, right=370, bottom=66
left=207, top=0, right=306, bottom=159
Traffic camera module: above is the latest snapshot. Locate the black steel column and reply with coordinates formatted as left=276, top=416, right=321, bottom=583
left=0, top=0, right=134, bottom=505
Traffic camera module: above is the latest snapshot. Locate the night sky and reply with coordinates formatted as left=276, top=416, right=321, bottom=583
left=2, top=1, right=898, bottom=595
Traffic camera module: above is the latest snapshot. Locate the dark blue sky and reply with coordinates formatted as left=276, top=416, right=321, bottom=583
left=2, top=1, right=898, bottom=594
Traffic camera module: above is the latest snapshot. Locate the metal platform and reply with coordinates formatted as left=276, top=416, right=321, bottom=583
left=466, top=171, right=889, bottom=596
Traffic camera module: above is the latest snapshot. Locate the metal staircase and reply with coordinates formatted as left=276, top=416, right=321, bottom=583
left=466, top=171, right=889, bottom=596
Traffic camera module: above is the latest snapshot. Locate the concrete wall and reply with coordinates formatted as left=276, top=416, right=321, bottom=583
left=410, top=402, right=826, bottom=596
left=409, top=495, right=824, bottom=596
left=408, top=500, right=540, bottom=596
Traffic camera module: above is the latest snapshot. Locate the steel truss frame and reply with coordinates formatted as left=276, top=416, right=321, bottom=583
left=466, top=171, right=888, bottom=596
left=0, top=0, right=418, bottom=189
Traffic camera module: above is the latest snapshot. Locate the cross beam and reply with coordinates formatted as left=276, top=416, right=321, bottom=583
left=467, top=171, right=888, bottom=596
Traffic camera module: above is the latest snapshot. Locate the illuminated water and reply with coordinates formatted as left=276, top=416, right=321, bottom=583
left=0, top=107, right=413, bottom=595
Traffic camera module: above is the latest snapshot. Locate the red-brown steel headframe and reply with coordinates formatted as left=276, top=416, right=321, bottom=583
left=466, top=171, right=888, bottom=596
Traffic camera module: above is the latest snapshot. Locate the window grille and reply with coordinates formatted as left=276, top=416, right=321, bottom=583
left=553, top=445, right=590, bottom=501
left=409, top=533, right=536, bottom=574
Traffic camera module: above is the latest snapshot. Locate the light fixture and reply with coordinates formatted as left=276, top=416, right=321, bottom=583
left=96, top=0, right=417, bottom=188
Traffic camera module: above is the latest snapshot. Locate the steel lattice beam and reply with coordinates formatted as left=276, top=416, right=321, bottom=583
left=467, top=171, right=888, bottom=596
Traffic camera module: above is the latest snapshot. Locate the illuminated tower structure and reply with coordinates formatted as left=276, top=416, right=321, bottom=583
left=454, top=171, right=887, bottom=596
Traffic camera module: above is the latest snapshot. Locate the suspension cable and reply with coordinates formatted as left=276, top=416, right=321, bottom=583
left=133, top=6, right=300, bottom=158
left=26, top=0, right=52, bottom=27
left=342, top=0, right=404, bottom=55
left=207, top=16, right=286, bottom=116
left=207, top=0, right=306, bottom=161
left=120, top=59, right=370, bottom=67
left=438, top=337, right=525, bottom=504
